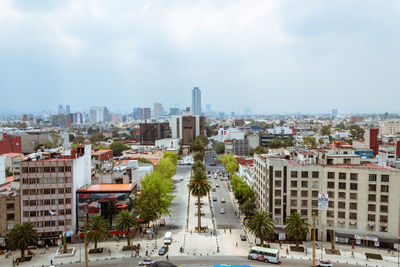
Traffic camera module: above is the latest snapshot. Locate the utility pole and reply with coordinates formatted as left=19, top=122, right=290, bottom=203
left=312, top=212, right=316, bottom=267
left=84, top=211, right=88, bottom=267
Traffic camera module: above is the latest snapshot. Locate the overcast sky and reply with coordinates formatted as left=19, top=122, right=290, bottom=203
left=1, top=0, right=400, bottom=115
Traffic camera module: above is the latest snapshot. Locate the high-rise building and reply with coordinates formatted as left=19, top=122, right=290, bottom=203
left=143, top=108, right=151, bottom=120
left=140, top=122, right=171, bottom=145
left=192, top=87, right=201, bottom=115
left=133, top=108, right=141, bottom=120
left=58, top=105, right=64, bottom=114
left=154, top=103, right=163, bottom=118
left=170, top=114, right=206, bottom=146
left=66, top=105, right=71, bottom=115
left=332, top=109, right=338, bottom=117
left=89, top=106, right=111, bottom=123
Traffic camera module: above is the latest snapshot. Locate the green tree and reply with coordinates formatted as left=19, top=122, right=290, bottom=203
left=268, top=138, right=283, bottom=148
left=110, top=141, right=129, bottom=157
left=188, top=168, right=211, bottom=233
left=5, top=167, right=13, bottom=177
left=249, top=146, right=267, bottom=156
left=73, top=136, right=85, bottom=144
left=107, top=198, right=119, bottom=228
left=285, top=212, right=310, bottom=249
left=348, top=124, right=365, bottom=140
left=138, top=158, right=153, bottom=165
left=192, top=160, right=206, bottom=172
left=115, top=210, right=136, bottom=247
left=320, top=125, right=331, bottom=136
left=335, top=122, right=346, bottom=130
left=195, top=135, right=209, bottom=147
left=193, top=151, right=205, bottom=162
left=226, top=160, right=239, bottom=176
left=240, top=199, right=256, bottom=218
left=163, top=152, right=178, bottom=166
left=7, top=223, right=38, bottom=260
left=192, top=138, right=205, bottom=153
left=245, top=212, right=274, bottom=246
left=283, top=137, right=294, bottom=148
left=90, top=132, right=105, bottom=144
left=88, top=215, right=111, bottom=250
left=69, top=134, right=75, bottom=142
left=303, top=136, right=317, bottom=148
left=156, top=158, right=176, bottom=179
left=214, top=142, right=225, bottom=154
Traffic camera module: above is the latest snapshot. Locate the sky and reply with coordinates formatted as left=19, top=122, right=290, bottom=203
left=1, top=0, right=400, bottom=115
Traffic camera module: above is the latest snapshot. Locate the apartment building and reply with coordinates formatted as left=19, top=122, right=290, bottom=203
left=253, top=153, right=400, bottom=248
left=379, top=121, right=400, bottom=135
left=19, top=145, right=91, bottom=245
left=225, top=139, right=249, bottom=156
left=0, top=176, right=20, bottom=247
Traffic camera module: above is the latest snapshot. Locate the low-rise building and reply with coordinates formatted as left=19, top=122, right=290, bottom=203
left=0, top=176, right=20, bottom=248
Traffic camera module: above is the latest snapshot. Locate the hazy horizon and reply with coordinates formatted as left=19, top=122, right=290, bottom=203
left=1, top=0, right=400, bottom=114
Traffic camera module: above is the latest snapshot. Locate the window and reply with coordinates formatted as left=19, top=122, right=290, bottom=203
left=380, top=195, right=388, bottom=202
left=6, top=203, right=14, bottom=210
left=327, top=182, right=335, bottom=189
left=327, top=210, right=334, bottom=218
left=380, top=205, right=388, bottom=213
left=66, top=219, right=72, bottom=225
left=290, top=209, right=297, bottom=214
left=66, top=209, right=72, bottom=215
left=58, top=199, right=64, bottom=204
left=301, top=200, right=308, bottom=206
left=350, top=183, right=357, bottom=190
left=275, top=190, right=281, bottom=197
left=44, top=188, right=50, bottom=194
left=291, top=181, right=297, bottom=187
left=328, top=191, right=334, bottom=198
left=338, top=211, right=345, bottom=218
left=51, top=199, right=57, bottom=205
left=349, top=213, right=357, bottom=220
left=368, top=194, right=376, bottom=201
left=339, top=182, right=346, bottom=190
left=312, top=191, right=318, bottom=197
left=301, top=190, right=308, bottom=197
left=291, top=199, right=297, bottom=206
left=339, top=173, right=346, bottom=179
left=380, top=215, right=388, bottom=223
left=301, top=171, right=308, bottom=178
left=368, top=214, right=375, bottom=221
left=59, top=220, right=65, bottom=226
left=45, top=221, right=51, bottom=227
left=23, top=211, right=29, bottom=217
left=58, top=210, right=65, bottom=215
left=291, top=171, right=298, bottom=178
left=328, top=201, right=334, bottom=208
left=66, top=198, right=72, bottom=204
left=275, top=180, right=282, bottom=187
left=368, top=204, right=376, bottom=211
left=58, top=167, right=65, bottom=172
left=291, top=190, right=297, bottom=197
left=45, top=210, right=50, bottom=216
left=23, top=200, right=29, bottom=206
left=44, top=199, right=50, bottom=205
left=381, top=185, right=389, bottom=193
left=65, top=188, right=72, bottom=193
left=7, top=214, right=14, bottom=220
left=350, top=173, right=358, bottom=180
left=327, top=172, right=335, bottom=179
left=275, top=171, right=282, bottom=177
left=301, top=209, right=308, bottom=216
left=58, top=188, right=64, bottom=194
left=369, top=174, right=377, bottom=181
left=29, top=211, right=36, bottom=217
left=350, top=203, right=357, bottom=210
left=368, top=184, right=376, bottom=192
left=301, top=181, right=308, bottom=188
left=381, top=175, right=389, bottom=182
left=29, top=189, right=36, bottom=195
left=312, top=200, right=318, bottom=207
left=338, top=202, right=346, bottom=209
left=50, top=188, right=56, bottom=194
left=338, top=192, right=346, bottom=199
left=344, top=158, right=351, bottom=164
left=275, top=199, right=281, bottom=205
left=65, top=166, right=72, bottom=172
left=312, top=171, right=319, bottom=178
left=29, top=200, right=36, bottom=206
left=51, top=167, right=56, bottom=172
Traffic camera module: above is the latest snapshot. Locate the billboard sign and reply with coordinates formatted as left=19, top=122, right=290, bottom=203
left=318, top=193, right=329, bottom=210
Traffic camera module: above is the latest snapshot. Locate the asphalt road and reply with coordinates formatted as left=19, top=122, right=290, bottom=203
left=66, top=255, right=360, bottom=267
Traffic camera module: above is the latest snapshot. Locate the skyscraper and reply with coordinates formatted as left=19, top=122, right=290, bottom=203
left=133, top=107, right=141, bottom=120
left=154, top=103, right=163, bottom=118
left=58, top=105, right=64, bottom=114
left=143, top=107, right=151, bottom=120
left=66, top=105, right=71, bottom=114
left=192, top=87, right=201, bottom=115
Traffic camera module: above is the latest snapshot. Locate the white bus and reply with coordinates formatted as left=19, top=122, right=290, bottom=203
left=163, top=232, right=172, bottom=245
left=248, top=246, right=279, bottom=264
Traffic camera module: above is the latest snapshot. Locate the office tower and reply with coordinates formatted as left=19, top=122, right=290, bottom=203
left=66, top=105, right=71, bottom=115
left=192, top=87, right=201, bottom=115
left=143, top=108, right=151, bottom=120
left=206, top=104, right=211, bottom=112
left=332, top=109, right=338, bottom=117
left=170, top=114, right=206, bottom=146
left=89, top=106, right=111, bottom=123
left=154, top=103, right=163, bottom=118
left=133, top=108, right=141, bottom=120
left=58, top=105, right=64, bottom=114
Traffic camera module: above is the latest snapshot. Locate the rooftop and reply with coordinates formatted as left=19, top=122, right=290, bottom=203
left=77, top=183, right=136, bottom=192
left=92, top=149, right=113, bottom=155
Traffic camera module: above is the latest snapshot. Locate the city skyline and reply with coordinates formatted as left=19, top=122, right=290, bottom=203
left=1, top=1, right=400, bottom=114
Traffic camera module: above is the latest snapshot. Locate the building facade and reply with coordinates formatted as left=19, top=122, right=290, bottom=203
left=140, top=122, right=171, bottom=145
left=153, top=103, right=163, bottom=118
left=0, top=134, right=21, bottom=155
left=253, top=153, right=400, bottom=248
left=170, top=115, right=206, bottom=146
left=379, top=121, right=400, bottom=135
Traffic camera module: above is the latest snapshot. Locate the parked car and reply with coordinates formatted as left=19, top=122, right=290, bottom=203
left=317, top=260, right=334, bottom=267
left=160, top=219, right=166, bottom=226
left=158, top=246, right=168, bottom=256
left=240, top=234, right=247, bottom=241
left=139, top=258, right=154, bottom=266
left=216, top=183, right=219, bottom=187
left=220, top=208, right=225, bottom=214
left=213, top=196, right=217, bottom=201
left=221, top=198, right=225, bottom=203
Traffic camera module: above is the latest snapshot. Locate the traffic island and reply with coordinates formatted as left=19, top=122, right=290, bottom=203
left=325, top=248, right=341, bottom=255
left=365, top=252, right=383, bottom=260
left=55, top=247, right=76, bottom=258
left=88, top=248, right=104, bottom=254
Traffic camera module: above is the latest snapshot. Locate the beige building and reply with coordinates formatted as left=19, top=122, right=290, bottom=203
left=0, top=177, right=21, bottom=247
left=253, top=153, right=400, bottom=248
left=379, top=121, right=400, bottom=135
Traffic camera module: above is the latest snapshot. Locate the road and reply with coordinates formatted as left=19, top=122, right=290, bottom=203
left=66, top=255, right=360, bottom=266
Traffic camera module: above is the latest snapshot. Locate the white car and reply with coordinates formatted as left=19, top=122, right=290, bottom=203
left=220, top=208, right=225, bottom=214
left=317, top=260, right=333, bottom=267
left=139, top=258, right=154, bottom=266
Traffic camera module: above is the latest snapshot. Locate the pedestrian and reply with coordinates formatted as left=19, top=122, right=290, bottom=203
left=352, top=243, right=354, bottom=250
left=286, top=247, right=289, bottom=255
left=46, top=244, right=48, bottom=250
left=235, top=242, right=238, bottom=248
left=229, top=229, right=231, bottom=234
left=279, top=241, right=282, bottom=249
left=166, top=255, right=169, bottom=261
left=366, top=255, right=368, bottom=261
left=146, top=250, right=148, bottom=256
left=51, top=259, right=53, bottom=265
left=351, top=251, right=354, bottom=258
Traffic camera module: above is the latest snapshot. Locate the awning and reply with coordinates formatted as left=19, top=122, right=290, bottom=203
left=366, top=236, right=378, bottom=242
left=379, top=237, right=399, bottom=243
left=335, top=232, right=354, bottom=239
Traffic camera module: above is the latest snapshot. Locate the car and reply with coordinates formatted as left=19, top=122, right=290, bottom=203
left=214, top=175, right=217, bottom=179
left=221, top=198, right=225, bottom=203
left=180, top=177, right=184, bottom=181
left=158, top=246, right=168, bottom=255
left=139, top=258, right=154, bottom=266
left=160, top=219, right=166, bottom=226
left=240, top=234, right=247, bottom=241
left=317, top=260, right=334, bottom=267
left=216, top=183, right=219, bottom=187
left=220, top=208, right=225, bottom=214
left=220, top=177, right=224, bottom=181
left=212, top=187, right=216, bottom=192
left=213, top=196, right=217, bottom=201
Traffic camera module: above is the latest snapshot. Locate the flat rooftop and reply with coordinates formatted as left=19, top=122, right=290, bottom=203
left=77, top=183, right=136, bottom=193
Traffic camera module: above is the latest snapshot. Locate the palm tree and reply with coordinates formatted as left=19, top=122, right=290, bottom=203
left=188, top=167, right=210, bottom=233
left=285, top=212, right=310, bottom=249
left=88, top=214, right=111, bottom=250
left=115, top=210, right=136, bottom=247
left=193, top=151, right=205, bottom=162
left=192, top=160, right=206, bottom=172
left=7, top=223, right=38, bottom=260
left=245, top=211, right=274, bottom=246
left=107, top=198, right=119, bottom=228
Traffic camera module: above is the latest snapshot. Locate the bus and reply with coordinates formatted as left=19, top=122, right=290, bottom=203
left=163, top=232, right=172, bottom=245
left=248, top=246, right=279, bottom=264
